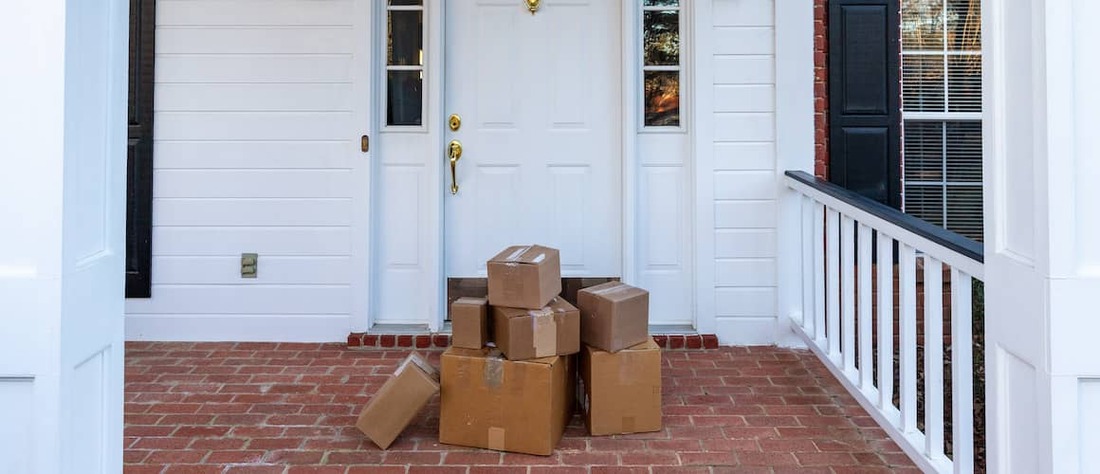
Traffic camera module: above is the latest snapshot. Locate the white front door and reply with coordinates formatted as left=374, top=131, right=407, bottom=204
left=443, top=0, right=622, bottom=279
left=0, top=0, right=127, bottom=471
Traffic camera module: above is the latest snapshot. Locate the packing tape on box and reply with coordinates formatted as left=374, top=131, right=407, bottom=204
left=407, top=354, right=439, bottom=380
left=504, top=245, right=532, bottom=262
left=589, top=282, right=629, bottom=295
left=484, top=352, right=504, bottom=388
left=487, top=427, right=506, bottom=451
left=393, top=357, right=409, bottom=376
left=531, top=309, right=557, bottom=357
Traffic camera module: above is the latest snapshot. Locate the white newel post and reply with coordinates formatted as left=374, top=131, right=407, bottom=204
left=774, top=0, right=815, bottom=346
left=1, top=1, right=128, bottom=472
left=984, top=0, right=1100, bottom=472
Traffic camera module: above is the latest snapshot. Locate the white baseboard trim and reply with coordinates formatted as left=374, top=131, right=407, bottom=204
left=125, top=314, right=350, bottom=342
left=714, top=317, right=780, bottom=345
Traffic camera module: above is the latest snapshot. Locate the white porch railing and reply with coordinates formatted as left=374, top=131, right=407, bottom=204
left=782, top=171, right=983, bottom=474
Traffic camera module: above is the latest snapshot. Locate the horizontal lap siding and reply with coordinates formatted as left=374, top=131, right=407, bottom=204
left=125, top=0, right=357, bottom=341
left=711, top=0, right=778, bottom=342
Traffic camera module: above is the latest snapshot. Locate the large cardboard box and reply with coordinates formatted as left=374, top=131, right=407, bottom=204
left=356, top=353, right=440, bottom=449
left=439, top=347, right=574, bottom=455
left=486, top=245, right=561, bottom=309
left=579, top=338, right=662, bottom=436
left=494, top=297, right=580, bottom=361
left=577, top=281, right=650, bottom=353
left=451, top=297, right=490, bottom=349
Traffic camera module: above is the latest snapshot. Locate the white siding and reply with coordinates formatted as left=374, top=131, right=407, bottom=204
left=709, top=0, right=779, bottom=344
left=125, top=0, right=360, bottom=342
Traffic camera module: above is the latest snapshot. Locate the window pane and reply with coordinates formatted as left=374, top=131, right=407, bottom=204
left=643, top=0, right=678, bottom=6
left=644, top=71, right=679, bottom=127
left=389, top=0, right=422, bottom=5
left=945, top=121, right=982, bottom=182
left=947, top=54, right=981, bottom=112
left=903, top=184, right=945, bottom=227
left=387, top=10, right=423, bottom=66
left=901, top=0, right=944, bottom=50
left=902, top=54, right=945, bottom=112
left=903, top=120, right=945, bottom=181
left=643, top=10, right=679, bottom=66
left=945, top=185, right=983, bottom=241
left=947, top=0, right=981, bottom=51
left=387, top=71, right=423, bottom=126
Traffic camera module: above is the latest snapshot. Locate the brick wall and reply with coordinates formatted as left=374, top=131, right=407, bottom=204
left=814, top=0, right=829, bottom=179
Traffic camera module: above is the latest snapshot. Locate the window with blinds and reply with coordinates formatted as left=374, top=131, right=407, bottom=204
left=900, top=0, right=983, bottom=241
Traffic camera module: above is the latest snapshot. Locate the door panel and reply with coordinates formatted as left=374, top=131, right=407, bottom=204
left=61, top=0, right=128, bottom=471
left=444, top=0, right=622, bottom=278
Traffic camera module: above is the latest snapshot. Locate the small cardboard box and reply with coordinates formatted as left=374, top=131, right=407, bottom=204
left=577, top=281, right=650, bottom=353
left=451, top=297, right=490, bottom=349
left=579, top=338, right=662, bottom=436
left=356, top=353, right=440, bottom=449
left=494, top=297, right=580, bottom=361
left=487, top=245, right=562, bottom=309
left=439, top=347, right=574, bottom=455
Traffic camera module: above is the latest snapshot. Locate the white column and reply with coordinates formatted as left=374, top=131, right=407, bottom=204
left=1, top=1, right=128, bottom=472
left=774, top=0, right=815, bottom=347
left=983, top=0, right=1100, bottom=472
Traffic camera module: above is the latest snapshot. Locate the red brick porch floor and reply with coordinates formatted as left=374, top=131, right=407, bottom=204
left=124, top=342, right=917, bottom=473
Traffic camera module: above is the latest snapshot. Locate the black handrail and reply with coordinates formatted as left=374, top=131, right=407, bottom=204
left=785, top=170, right=984, bottom=264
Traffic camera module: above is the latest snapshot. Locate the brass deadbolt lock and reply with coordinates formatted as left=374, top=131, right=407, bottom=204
left=448, top=114, right=461, bottom=132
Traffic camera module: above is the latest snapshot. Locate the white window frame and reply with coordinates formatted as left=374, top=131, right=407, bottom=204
left=639, top=1, right=688, bottom=133
left=382, top=1, right=427, bottom=131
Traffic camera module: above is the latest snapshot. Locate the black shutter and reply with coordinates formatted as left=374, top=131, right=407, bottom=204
left=827, top=0, right=901, bottom=208
left=126, top=0, right=155, bottom=298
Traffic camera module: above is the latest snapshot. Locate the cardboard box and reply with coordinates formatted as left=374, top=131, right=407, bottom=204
left=494, top=297, right=580, bottom=361
left=577, top=281, right=650, bottom=353
left=439, top=347, right=574, bottom=455
left=579, top=338, right=662, bottom=436
left=487, top=245, right=562, bottom=309
left=451, top=297, right=490, bottom=349
left=356, top=353, right=440, bottom=449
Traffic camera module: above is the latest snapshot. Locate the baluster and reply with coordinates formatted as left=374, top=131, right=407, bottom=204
left=899, top=244, right=918, bottom=432
left=841, top=216, right=856, bottom=376
left=801, top=196, right=815, bottom=332
left=814, top=203, right=826, bottom=343
left=858, top=223, right=873, bottom=391
left=826, top=209, right=841, bottom=359
left=924, top=257, right=945, bottom=458
left=877, top=233, right=895, bottom=413
left=951, top=269, right=975, bottom=473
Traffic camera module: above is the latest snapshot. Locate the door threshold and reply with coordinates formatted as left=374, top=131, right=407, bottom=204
left=649, top=324, right=697, bottom=335
left=367, top=323, right=432, bottom=334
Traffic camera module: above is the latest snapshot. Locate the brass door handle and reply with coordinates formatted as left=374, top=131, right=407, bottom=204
left=448, top=140, right=462, bottom=195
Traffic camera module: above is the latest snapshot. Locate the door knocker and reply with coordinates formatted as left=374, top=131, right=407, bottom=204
left=525, top=0, right=540, bottom=14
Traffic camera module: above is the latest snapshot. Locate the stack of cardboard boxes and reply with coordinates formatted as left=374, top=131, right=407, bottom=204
left=357, top=244, right=662, bottom=456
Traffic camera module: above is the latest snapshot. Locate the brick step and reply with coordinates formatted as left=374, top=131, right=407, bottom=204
left=347, top=332, right=720, bottom=350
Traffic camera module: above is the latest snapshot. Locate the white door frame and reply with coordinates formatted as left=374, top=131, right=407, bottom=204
left=360, top=0, right=698, bottom=332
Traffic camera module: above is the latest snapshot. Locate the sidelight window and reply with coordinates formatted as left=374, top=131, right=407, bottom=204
left=900, top=0, right=983, bottom=241
left=385, top=0, right=424, bottom=126
left=642, top=0, right=681, bottom=128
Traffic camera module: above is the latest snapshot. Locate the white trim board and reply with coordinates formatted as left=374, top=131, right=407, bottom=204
left=126, top=314, right=350, bottom=342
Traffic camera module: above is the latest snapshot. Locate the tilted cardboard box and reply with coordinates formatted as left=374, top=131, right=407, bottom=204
left=577, top=281, right=650, bottom=353
left=439, top=347, right=574, bottom=455
left=451, top=297, right=490, bottom=349
left=356, top=353, right=440, bottom=449
left=486, top=245, right=561, bottom=309
left=579, top=338, right=662, bottom=436
left=493, top=297, right=580, bottom=361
